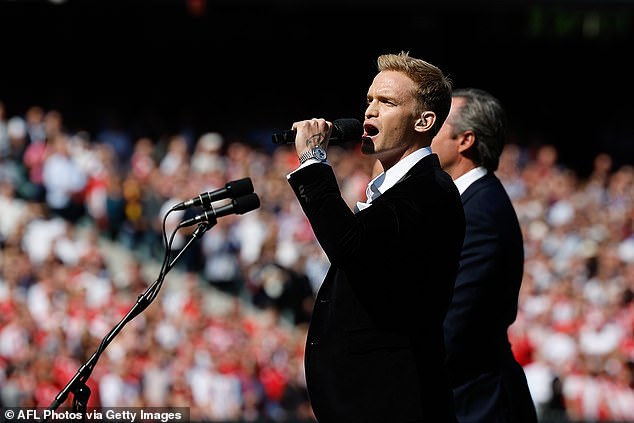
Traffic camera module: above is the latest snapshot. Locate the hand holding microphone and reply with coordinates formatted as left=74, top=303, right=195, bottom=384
left=272, top=118, right=362, bottom=145
left=275, top=118, right=362, bottom=166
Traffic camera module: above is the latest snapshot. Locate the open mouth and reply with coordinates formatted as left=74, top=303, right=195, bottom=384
left=363, top=123, right=379, bottom=139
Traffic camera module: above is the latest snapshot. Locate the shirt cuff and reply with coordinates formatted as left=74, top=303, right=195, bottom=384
left=286, top=159, right=330, bottom=179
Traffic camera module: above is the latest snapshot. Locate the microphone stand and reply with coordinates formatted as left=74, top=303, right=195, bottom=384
left=44, top=220, right=214, bottom=421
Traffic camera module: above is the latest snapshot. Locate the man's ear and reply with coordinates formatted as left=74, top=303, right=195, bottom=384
left=415, top=111, right=436, bottom=132
left=457, top=130, right=476, bottom=153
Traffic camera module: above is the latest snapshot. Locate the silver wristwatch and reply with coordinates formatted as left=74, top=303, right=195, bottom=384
left=299, top=146, right=327, bottom=164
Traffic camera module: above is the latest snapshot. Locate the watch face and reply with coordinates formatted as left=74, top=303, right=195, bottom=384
left=313, top=147, right=327, bottom=161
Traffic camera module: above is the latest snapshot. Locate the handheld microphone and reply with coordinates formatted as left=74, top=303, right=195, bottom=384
left=272, top=118, right=363, bottom=145
left=179, top=193, right=261, bottom=228
left=172, top=177, right=254, bottom=211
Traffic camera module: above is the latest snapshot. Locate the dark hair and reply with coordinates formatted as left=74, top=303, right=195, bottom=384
left=450, top=88, right=507, bottom=171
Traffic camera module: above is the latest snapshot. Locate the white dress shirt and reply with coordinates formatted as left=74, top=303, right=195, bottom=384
left=453, top=166, right=488, bottom=195
left=355, top=146, right=432, bottom=213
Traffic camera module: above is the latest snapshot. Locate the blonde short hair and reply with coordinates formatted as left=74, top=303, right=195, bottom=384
left=377, top=51, right=452, bottom=136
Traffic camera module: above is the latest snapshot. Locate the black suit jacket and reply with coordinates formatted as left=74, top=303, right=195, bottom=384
left=443, top=172, right=537, bottom=423
left=289, top=154, right=465, bottom=423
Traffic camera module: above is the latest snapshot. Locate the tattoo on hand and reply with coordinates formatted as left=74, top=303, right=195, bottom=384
left=305, top=133, right=325, bottom=148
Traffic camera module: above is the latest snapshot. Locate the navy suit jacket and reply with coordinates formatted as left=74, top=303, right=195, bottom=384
left=289, top=154, right=465, bottom=423
left=443, top=172, right=537, bottom=423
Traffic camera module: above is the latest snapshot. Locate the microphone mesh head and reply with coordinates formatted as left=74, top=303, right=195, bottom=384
left=233, top=193, right=260, bottom=214
left=229, top=177, right=254, bottom=196
left=333, top=118, right=363, bottom=142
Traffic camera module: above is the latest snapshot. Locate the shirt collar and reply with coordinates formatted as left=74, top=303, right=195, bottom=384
left=454, top=166, right=488, bottom=195
left=365, top=146, right=432, bottom=202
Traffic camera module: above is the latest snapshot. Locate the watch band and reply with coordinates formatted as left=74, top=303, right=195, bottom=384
left=299, top=147, right=327, bottom=165
left=299, top=149, right=314, bottom=165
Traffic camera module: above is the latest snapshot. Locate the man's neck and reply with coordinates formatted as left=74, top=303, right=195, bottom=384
left=449, top=160, right=477, bottom=181
left=379, top=143, right=430, bottom=172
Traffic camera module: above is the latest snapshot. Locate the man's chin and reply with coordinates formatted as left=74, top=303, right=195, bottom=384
left=360, top=138, right=375, bottom=155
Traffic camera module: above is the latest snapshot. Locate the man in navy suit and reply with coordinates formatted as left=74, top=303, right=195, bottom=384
left=432, top=88, right=538, bottom=423
left=287, top=52, right=465, bottom=422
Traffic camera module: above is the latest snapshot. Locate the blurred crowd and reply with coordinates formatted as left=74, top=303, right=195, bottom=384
left=0, top=101, right=633, bottom=422
left=502, top=145, right=634, bottom=421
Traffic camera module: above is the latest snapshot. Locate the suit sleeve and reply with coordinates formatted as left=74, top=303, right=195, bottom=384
left=446, top=184, right=523, bottom=344
left=453, top=201, right=499, bottom=313
left=287, top=163, right=404, bottom=271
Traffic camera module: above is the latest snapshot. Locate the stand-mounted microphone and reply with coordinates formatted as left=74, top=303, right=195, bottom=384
left=172, top=177, right=254, bottom=211
left=179, top=193, right=261, bottom=228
